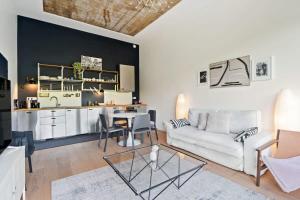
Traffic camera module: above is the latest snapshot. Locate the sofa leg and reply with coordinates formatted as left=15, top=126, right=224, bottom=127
left=28, top=156, right=33, bottom=173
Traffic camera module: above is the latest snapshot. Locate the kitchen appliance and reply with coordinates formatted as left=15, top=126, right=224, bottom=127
left=26, top=97, right=37, bottom=108
left=0, top=77, right=11, bottom=153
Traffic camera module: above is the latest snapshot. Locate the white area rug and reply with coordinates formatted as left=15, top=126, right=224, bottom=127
left=52, top=166, right=272, bottom=200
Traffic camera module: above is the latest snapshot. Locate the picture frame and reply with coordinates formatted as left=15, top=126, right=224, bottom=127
left=81, top=55, right=102, bottom=71
left=209, top=55, right=251, bottom=88
left=252, top=56, right=273, bottom=81
left=199, top=71, right=207, bottom=84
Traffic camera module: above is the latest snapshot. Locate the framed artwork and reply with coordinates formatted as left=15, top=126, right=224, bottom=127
left=209, top=55, right=251, bottom=88
left=199, top=71, right=207, bottom=84
left=252, top=57, right=273, bottom=81
left=81, top=55, right=102, bottom=70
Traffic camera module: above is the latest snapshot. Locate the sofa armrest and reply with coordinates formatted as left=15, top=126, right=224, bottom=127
left=243, top=131, right=273, bottom=176
left=164, top=121, right=175, bottom=144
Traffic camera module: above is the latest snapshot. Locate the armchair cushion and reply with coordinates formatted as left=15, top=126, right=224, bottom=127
left=244, top=131, right=273, bottom=176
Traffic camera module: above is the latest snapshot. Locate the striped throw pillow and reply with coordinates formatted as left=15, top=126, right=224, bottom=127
left=233, top=127, right=258, bottom=143
left=170, top=119, right=191, bottom=129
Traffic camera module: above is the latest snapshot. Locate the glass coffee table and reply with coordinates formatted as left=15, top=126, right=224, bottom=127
left=103, top=144, right=207, bottom=200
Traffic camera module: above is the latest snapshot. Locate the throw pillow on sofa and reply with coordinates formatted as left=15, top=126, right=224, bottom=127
left=188, top=110, right=200, bottom=127
left=170, top=119, right=191, bottom=129
left=233, top=127, right=258, bottom=142
left=206, top=112, right=231, bottom=134
left=198, top=113, right=208, bottom=130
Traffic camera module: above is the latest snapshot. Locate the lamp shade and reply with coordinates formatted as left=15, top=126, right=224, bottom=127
left=274, top=89, right=299, bottom=131
left=176, top=94, right=189, bottom=119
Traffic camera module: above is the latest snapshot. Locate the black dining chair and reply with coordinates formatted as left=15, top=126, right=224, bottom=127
left=148, top=110, right=158, bottom=141
left=11, top=131, right=35, bottom=173
left=99, top=114, right=126, bottom=152
left=131, top=114, right=153, bottom=148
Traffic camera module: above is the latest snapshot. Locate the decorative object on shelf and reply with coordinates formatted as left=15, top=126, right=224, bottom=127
left=89, top=87, right=104, bottom=96
left=72, top=62, right=83, bottom=80
left=81, top=55, right=102, bottom=71
left=198, top=71, right=207, bottom=84
left=176, top=94, right=189, bottom=119
left=252, top=56, right=273, bottom=81
left=210, top=55, right=251, bottom=88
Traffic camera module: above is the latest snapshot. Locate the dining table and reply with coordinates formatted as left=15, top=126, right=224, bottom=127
left=112, top=112, right=148, bottom=147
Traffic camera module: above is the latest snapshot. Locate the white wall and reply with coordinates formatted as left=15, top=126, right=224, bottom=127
left=0, top=0, right=17, bottom=98
left=136, top=0, right=300, bottom=132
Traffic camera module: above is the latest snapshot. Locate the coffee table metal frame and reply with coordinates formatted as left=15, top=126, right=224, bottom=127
left=103, top=144, right=207, bottom=200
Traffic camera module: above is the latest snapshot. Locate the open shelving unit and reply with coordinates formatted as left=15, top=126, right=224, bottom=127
left=37, top=63, right=119, bottom=92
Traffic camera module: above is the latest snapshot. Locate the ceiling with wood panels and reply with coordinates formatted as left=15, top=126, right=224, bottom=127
left=43, top=0, right=181, bottom=36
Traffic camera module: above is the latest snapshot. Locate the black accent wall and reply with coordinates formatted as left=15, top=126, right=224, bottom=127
left=0, top=53, right=8, bottom=78
left=18, top=16, right=139, bottom=105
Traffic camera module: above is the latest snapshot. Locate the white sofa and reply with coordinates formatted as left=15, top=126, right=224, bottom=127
left=165, top=109, right=272, bottom=176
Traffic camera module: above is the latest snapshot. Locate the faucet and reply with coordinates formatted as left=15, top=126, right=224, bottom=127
left=50, top=96, right=60, bottom=107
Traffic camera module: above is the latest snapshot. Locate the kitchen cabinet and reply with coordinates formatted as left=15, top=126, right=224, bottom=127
left=53, top=123, right=66, bottom=138
left=79, top=109, right=88, bottom=134
left=39, top=124, right=52, bottom=140
left=16, top=111, right=37, bottom=137
left=13, top=105, right=146, bottom=140
left=66, top=109, right=80, bottom=136
left=87, top=108, right=101, bottom=133
left=119, top=64, right=135, bottom=92
left=38, top=109, right=66, bottom=139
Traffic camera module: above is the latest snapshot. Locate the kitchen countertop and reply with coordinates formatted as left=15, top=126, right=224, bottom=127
left=14, top=104, right=147, bottom=111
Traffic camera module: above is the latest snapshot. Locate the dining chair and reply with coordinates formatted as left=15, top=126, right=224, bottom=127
left=131, top=114, right=153, bottom=148
left=11, top=131, right=35, bottom=173
left=113, top=110, right=128, bottom=128
left=99, top=114, right=126, bottom=152
left=148, top=110, right=158, bottom=141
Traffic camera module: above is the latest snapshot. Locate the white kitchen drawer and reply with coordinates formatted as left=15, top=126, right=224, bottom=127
left=52, top=116, right=65, bottom=124
left=40, top=117, right=52, bottom=125
left=52, top=109, right=66, bottom=117
left=39, top=109, right=65, bottom=118
left=40, top=116, right=65, bottom=125
left=39, top=110, right=52, bottom=118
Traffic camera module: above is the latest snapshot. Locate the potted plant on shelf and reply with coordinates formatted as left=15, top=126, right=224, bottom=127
left=72, top=62, right=83, bottom=80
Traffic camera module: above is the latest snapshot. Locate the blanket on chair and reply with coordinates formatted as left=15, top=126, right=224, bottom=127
left=262, top=155, right=300, bottom=193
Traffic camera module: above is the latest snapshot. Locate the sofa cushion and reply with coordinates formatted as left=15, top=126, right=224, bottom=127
left=233, top=127, right=258, bottom=143
left=206, top=112, right=231, bottom=134
left=169, top=126, right=243, bottom=158
left=188, top=110, right=200, bottom=127
left=198, top=113, right=208, bottom=130
left=170, top=119, right=190, bottom=129
left=230, top=111, right=261, bottom=133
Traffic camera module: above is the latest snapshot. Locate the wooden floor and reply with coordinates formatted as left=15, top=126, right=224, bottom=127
left=26, top=132, right=300, bottom=200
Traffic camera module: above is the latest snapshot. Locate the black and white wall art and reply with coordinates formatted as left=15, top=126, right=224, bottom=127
left=209, top=55, right=251, bottom=88
left=81, top=55, right=102, bottom=70
left=199, top=71, right=207, bottom=84
left=252, top=57, right=273, bottom=81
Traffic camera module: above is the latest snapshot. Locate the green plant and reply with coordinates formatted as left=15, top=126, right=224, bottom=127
left=72, top=62, right=83, bottom=79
